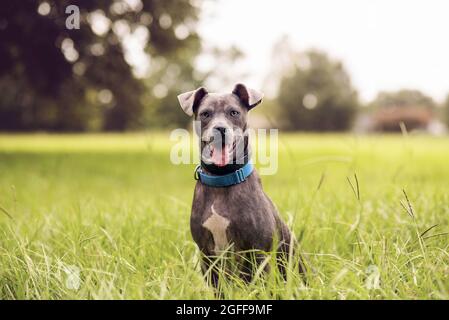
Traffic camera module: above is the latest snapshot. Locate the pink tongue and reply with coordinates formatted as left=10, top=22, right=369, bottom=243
left=211, top=145, right=229, bottom=167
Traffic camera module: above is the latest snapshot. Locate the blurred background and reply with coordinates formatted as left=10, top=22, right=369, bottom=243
left=1, top=0, right=449, bottom=134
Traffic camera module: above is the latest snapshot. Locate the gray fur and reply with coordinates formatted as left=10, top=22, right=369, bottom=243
left=178, top=84, right=303, bottom=287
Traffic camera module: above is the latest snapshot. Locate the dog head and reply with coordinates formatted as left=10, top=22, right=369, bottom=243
left=178, top=83, right=263, bottom=167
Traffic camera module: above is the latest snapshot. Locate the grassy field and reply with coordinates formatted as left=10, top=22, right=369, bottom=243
left=0, top=133, right=448, bottom=299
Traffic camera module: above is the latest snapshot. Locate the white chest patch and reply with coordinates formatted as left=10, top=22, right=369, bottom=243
left=202, top=204, right=230, bottom=253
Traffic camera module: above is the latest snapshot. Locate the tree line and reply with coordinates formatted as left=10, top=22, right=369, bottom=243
left=1, top=1, right=448, bottom=132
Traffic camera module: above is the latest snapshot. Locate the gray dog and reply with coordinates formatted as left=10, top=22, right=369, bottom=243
left=178, top=83, right=304, bottom=288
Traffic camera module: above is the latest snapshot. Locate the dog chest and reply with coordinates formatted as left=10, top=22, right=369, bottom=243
left=202, top=204, right=230, bottom=253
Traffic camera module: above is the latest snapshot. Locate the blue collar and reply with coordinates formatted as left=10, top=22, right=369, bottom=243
left=194, top=162, right=254, bottom=187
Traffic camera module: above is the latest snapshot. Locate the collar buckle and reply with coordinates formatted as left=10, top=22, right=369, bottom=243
left=235, top=168, right=245, bottom=183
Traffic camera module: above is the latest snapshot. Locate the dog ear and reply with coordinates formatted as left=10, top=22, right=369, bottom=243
left=177, top=87, right=208, bottom=116
left=232, top=83, right=263, bottom=110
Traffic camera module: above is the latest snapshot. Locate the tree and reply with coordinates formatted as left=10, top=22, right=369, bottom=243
left=143, top=45, right=245, bottom=129
left=143, top=45, right=203, bottom=129
left=371, top=90, right=435, bottom=110
left=0, top=0, right=201, bottom=131
left=277, top=50, right=358, bottom=131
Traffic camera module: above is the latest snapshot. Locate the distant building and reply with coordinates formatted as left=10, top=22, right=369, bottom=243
left=354, top=105, right=446, bottom=134
left=353, top=89, right=449, bottom=134
left=373, top=106, right=433, bottom=131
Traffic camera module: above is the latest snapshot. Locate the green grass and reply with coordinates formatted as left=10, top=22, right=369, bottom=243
left=0, top=133, right=448, bottom=299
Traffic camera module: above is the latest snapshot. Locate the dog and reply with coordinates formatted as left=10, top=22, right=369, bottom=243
left=178, top=83, right=305, bottom=288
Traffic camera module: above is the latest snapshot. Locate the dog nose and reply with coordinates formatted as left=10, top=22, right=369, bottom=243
left=214, top=127, right=227, bottom=135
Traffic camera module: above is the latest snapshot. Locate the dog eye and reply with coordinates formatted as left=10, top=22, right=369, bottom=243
left=230, top=110, right=240, bottom=117
left=200, top=111, right=210, bottom=119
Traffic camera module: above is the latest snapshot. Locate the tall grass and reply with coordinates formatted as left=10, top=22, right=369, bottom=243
left=0, top=133, right=448, bottom=299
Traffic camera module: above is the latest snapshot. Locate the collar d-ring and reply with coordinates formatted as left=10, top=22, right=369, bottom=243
left=193, top=165, right=201, bottom=181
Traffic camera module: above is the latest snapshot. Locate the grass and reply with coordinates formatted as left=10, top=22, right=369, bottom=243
left=0, top=132, right=448, bottom=299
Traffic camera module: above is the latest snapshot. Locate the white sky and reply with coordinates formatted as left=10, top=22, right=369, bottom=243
left=197, top=0, right=449, bottom=102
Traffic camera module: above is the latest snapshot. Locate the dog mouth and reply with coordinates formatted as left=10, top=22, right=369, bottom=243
left=201, top=127, right=248, bottom=167
left=202, top=140, right=236, bottom=167
left=209, top=143, right=232, bottom=167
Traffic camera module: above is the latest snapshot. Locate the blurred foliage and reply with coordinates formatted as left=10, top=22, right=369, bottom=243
left=143, top=54, right=202, bottom=130
left=442, top=94, right=449, bottom=127
left=370, top=90, right=435, bottom=110
left=0, top=0, right=201, bottom=131
left=140, top=45, right=245, bottom=129
left=277, top=50, right=359, bottom=131
left=1, top=2, right=445, bottom=133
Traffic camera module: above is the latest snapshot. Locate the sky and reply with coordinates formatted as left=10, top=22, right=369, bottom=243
left=197, top=0, right=449, bottom=102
